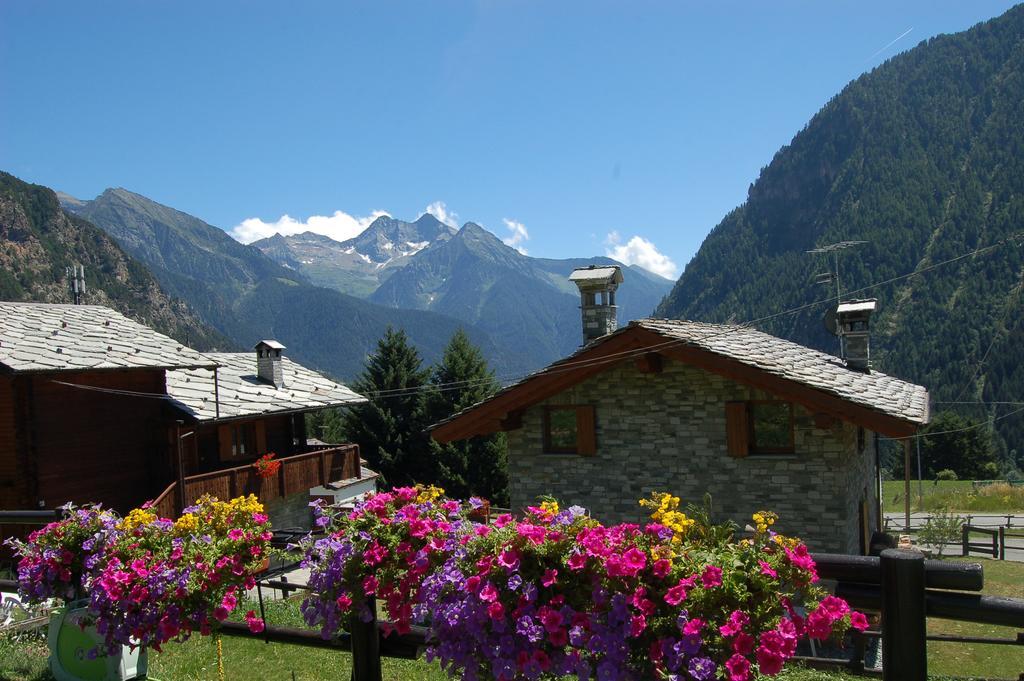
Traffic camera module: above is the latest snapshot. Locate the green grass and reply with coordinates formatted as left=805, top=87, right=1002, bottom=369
left=926, top=557, right=1024, bottom=679
left=883, top=480, right=1024, bottom=513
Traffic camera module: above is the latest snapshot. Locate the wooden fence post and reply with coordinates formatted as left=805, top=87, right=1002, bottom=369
left=961, top=524, right=969, bottom=557
left=999, top=527, right=1006, bottom=561
left=881, top=549, right=927, bottom=681
left=350, top=597, right=382, bottom=681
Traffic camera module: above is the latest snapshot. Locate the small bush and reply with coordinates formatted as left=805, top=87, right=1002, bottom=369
left=917, top=509, right=964, bottom=557
left=936, top=469, right=958, bottom=482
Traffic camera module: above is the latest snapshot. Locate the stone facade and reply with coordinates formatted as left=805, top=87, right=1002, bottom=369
left=506, top=358, right=878, bottom=554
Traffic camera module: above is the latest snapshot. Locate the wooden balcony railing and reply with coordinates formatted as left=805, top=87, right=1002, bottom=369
left=153, top=444, right=360, bottom=518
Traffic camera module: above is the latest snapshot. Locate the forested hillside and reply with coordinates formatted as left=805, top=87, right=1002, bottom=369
left=657, top=6, right=1024, bottom=462
left=0, top=172, right=227, bottom=350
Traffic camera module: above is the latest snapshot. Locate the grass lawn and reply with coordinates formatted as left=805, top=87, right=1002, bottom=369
left=925, top=557, right=1024, bottom=679
left=882, top=480, right=1024, bottom=514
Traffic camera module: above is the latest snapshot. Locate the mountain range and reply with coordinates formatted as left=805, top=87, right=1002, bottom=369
left=657, top=5, right=1024, bottom=462
left=254, top=219, right=673, bottom=364
left=56, top=188, right=672, bottom=380
left=0, top=172, right=226, bottom=350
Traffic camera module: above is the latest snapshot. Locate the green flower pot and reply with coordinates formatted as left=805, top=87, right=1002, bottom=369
left=48, top=600, right=148, bottom=681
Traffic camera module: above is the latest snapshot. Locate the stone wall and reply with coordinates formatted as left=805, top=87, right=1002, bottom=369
left=506, top=358, right=878, bottom=554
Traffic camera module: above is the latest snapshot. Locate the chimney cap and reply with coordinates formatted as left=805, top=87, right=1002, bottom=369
left=836, top=299, right=877, bottom=315
left=254, top=339, right=286, bottom=351
left=569, top=265, right=623, bottom=285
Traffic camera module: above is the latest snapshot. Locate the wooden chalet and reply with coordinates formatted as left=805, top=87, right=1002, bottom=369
left=0, top=303, right=369, bottom=528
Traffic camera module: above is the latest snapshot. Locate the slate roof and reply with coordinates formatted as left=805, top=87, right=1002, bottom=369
left=0, top=302, right=215, bottom=373
left=569, top=266, right=623, bottom=284
left=432, top=318, right=929, bottom=437
left=634, top=319, right=929, bottom=424
left=167, top=353, right=367, bottom=421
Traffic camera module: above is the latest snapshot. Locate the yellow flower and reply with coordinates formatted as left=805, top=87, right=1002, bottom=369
left=173, top=513, right=199, bottom=535
left=539, top=500, right=560, bottom=515
left=119, top=507, right=156, bottom=531
left=416, top=484, right=445, bottom=503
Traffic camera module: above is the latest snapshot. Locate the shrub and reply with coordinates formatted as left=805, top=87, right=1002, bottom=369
left=935, top=469, right=958, bottom=482
left=916, top=510, right=963, bottom=557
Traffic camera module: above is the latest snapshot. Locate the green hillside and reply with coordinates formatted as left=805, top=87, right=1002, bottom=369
left=656, top=6, right=1024, bottom=463
left=0, top=172, right=228, bottom=350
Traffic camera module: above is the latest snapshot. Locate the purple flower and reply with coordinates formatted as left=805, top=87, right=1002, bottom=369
left=688, top=657, right=716, bottom=681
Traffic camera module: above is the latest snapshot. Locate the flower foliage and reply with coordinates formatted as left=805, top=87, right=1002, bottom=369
left=6, top=495, right=272, bottom=654
left=298, top=485, right=476, bottom=638
left=301, top=490, right=867, bottom=681
left=4, top=504, right=117, bottom=604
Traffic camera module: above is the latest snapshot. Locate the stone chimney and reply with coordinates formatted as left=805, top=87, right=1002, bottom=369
left=569, top=265, right=624, bottom=345
left=255, top=340, right=286, bottom=387
left=835, top=299, right=877, bottom=372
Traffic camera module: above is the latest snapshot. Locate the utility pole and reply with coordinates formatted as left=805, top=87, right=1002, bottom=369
left=808, top=241, right=867, bottom=355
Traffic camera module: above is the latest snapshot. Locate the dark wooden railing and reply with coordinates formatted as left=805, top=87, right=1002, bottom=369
left=153, top=444, right=360, bottom=518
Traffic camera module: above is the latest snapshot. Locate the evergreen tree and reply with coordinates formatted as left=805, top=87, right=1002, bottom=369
left=890, top=411, right=999, bottom=480
left=340, top=327, right=431, bottom=487
left=425, top=329, right=509, bottom=505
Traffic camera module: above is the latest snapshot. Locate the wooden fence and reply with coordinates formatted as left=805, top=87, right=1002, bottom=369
left=156, top=444, right=359, bottom=518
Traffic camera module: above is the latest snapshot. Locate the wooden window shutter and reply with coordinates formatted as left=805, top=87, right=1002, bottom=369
left=576, top=406, right=597, bottom=456
left=725, top=402, right=749, bottom=458
left=255, top=420, right=267, bottom=454
left=218, top=424, right=233, bottom=460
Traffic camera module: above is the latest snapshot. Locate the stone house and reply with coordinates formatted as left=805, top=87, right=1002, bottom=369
left=431, top=269, right=929, bottom=555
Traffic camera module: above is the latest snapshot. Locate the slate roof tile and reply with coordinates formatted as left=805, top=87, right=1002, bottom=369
left=167, top=353, right=366, bottom=421
left=0, top=302, right=214, bottom=373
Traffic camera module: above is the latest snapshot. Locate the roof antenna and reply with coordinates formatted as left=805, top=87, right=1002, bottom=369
left=808, top=241, right=868, bottom=360
left=66, top=264, right=86, bottom=305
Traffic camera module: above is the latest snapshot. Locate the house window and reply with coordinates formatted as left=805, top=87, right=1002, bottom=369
left=725, top=401, right=794, bottom=457
left=543, top=405, right=596, bottom=455
left=749, top=401, right=794, bottom=453
left=232, top=423, right=256, bottom=457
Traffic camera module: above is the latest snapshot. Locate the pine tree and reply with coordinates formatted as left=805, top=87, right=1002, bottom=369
left=341, top=327, right=431, bottom=487
left=426, top=329, right=509, bottom=505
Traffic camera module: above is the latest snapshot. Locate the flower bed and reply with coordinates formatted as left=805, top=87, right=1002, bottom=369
left=300, top=490, right=867, bottom=680
left=6, top=495, right=272, bottom=655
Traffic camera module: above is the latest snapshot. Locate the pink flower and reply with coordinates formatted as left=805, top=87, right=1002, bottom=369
left=498, top=549, right=521, bottom=571
left=664, top=582, right=688, bottom=606
left=244, top=610, right=265, bottom=634
left=487, top=601, right=505, bottom=620
left=732, top=632, right=754, bottom=655
left=701, top=565, right=723, bottom=588
left=621, top=547, right=647, bottom=576
left=336, top=594, right=352, bottom=610
left=756, top=646, right=784, bottom=676
left=567, top=553, right=587, bottom=571
left=228, top=528, right=244, bottom=540
left=682, top=618, right=704, bottom=636
left=720, top=609, right=750, bottom=637
left=629, top=614, right=646, bottom=637
left=652, top=558, right=671, bottom=578
left=725, top=653, right=751, bottom=681
left=850, top=611, right=869, bottom=632
left=493, top=513, right=513, bottom=528
left=539, top=606, right=564, bottom=632
left=213, top=606, right=230, bottom=622
left=548, top=628, right=568, bottom=647
left=479, top=582, right=499, bottom=602
left=819, top=595, right=850, bottom=619
left=465, top=575, right=481, bottom=593
left=362, top=576, right=379, bottom=596
left=541, top=569, right=558, bottom=587
left=758, top=560, right=778, bottom=578
left=806, top=608, right=832, bottom=640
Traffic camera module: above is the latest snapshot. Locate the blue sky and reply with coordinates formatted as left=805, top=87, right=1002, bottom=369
left=1, top=1, right=1018, bottom=279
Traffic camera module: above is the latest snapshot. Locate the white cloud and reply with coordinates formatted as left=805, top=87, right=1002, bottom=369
left=604, top=231, right=678, bottom=279
left=502, top=218, right=529, bottom=255
left=421, top=201, right=459, bottom=228
left=230, top=209, right=390, bottom=244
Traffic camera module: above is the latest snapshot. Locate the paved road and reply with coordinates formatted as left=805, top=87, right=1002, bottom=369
left=882, top=511, right=1024, bottom=562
